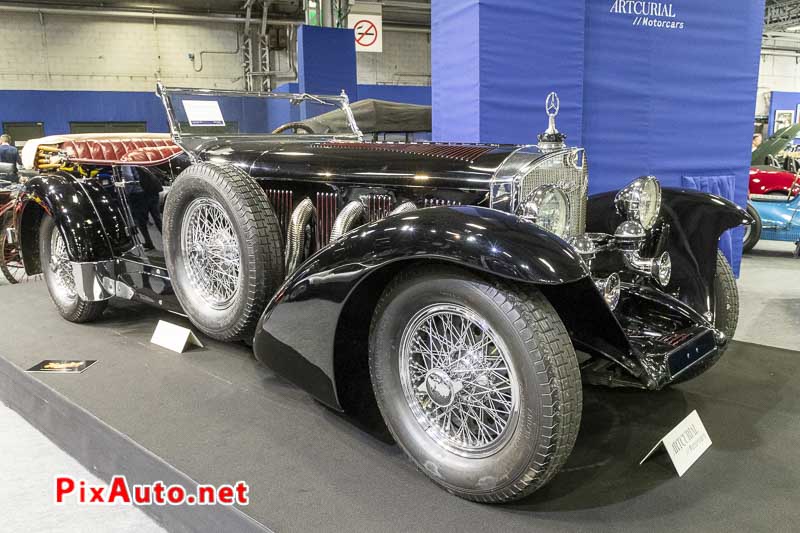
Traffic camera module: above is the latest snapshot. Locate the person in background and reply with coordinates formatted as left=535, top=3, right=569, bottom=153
left=752, top=133, right=763, bottom=152
left=0, top=134, right=21, bottom=181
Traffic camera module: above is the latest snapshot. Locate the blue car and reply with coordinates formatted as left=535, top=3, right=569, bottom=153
left=747, top=125, right=800, bottom=256
left=745, top=191, right=800, bottom=256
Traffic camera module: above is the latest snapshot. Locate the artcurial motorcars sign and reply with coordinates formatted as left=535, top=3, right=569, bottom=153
left=610, top=1, right=686, bottom=30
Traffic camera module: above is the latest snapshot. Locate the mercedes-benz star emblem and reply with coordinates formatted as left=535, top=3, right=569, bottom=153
left=546, top=92, right=560, bottom=118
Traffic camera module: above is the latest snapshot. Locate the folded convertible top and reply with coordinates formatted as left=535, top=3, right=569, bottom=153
left=299, top=99, right=431, bottom=134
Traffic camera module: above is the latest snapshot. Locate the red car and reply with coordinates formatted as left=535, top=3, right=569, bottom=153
left=749, top=165, right=800, bottom=197
left=751, top=123, right=800, bottom=197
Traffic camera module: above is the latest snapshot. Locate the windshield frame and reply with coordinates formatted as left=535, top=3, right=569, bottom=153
left=156, top=83, right=364, bottom=156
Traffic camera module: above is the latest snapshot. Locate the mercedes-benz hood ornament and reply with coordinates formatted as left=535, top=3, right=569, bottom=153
left=538, top=91, right=567, bottom=152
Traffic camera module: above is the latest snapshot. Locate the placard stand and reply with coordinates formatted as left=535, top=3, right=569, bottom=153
left=150, top=320, right=204, bottom=353
left=640, top=410, right=712, bottom=477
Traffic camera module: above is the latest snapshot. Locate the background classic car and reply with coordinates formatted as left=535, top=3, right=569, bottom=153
left=746, top=124, right=800, bottom=254
left=9, top=86, right=749, bottom=503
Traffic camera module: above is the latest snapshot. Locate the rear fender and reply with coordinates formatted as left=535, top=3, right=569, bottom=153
left=17, top=172, right=132, bottom=274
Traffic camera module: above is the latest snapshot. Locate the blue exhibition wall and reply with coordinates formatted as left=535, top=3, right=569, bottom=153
left=432, top=0, right=585, bottom=144
left=0, top=90, right=170, bottom=135
left=582, top=0, right=763, bottom=272
left=432, top=0, right=765, bottom=274
left=767, top=91, right=800, bottom=135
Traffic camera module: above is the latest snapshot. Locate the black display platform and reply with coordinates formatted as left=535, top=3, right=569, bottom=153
left=1, top=281, right=799, bottom=532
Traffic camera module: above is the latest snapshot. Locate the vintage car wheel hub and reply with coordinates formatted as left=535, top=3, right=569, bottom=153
left=180, top=198, right=242, bottom=310
left=50, top=228, right=77, bottom=298
left=399, top=303, right=520, bottom=458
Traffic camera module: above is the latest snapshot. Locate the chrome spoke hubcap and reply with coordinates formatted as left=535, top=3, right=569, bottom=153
left=399, top=304, right=520, bottom=458
left=181, top=198, right=242, bottom=309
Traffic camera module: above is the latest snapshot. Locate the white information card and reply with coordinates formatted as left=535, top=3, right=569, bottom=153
left=182, top=100, right=226, bottom=127
left=150, top=320, right=204, bottom=354
left=640, top=409, right=712, bottom=477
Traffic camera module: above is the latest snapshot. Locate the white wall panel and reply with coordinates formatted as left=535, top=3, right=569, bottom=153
left=356, top=30, right=430, bottom=85
left=0, top=13, right=245, bottom=91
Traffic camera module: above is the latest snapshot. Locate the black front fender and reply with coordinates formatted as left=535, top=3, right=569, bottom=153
left=587, top=188, right=751, bottom=315
left=253, top=205, right=591, bottom=408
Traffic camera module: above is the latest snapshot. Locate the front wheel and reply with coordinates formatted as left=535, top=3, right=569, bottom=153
left=672, top=250, right=738, bottom=384
left=1, top=212, right=40, bottom=284
left=369, top=266, right=582, bottom=503
left=39, top=216, right=107, bottom=322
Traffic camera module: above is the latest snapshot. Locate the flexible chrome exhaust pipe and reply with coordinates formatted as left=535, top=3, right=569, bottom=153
left=390, top=201, right=417, bottom=215
left=285, top=198, right=316, bottom=275
left=330, top=200, right=367, bottom=242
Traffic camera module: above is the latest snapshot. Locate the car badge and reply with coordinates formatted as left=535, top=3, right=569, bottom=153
left=546, top=92, right=560, bottom=119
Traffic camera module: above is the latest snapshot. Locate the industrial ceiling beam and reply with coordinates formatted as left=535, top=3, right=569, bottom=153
left=382, top=1, right=430, bottom=10
left=0, top=3, right=429, bottom=30
left=0, top=3, right=299, bottom=25
left=765, top=0, right=800, bottom=31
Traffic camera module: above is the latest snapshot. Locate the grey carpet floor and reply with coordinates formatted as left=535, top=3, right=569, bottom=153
left=0, top=281, right=798, bottom=532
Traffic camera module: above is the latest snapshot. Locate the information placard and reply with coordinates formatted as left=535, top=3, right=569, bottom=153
left=182, top=100, right=226, bottom=127
left=151, top=320, right=204, bottom=353
left=640, top=410, right=712, bottom=477
left=27, top=360, right=97, bottom=373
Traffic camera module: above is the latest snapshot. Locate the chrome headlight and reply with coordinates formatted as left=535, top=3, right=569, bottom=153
left=615, top=176, right=662, bottom=230
left=613, top=220, right=646, bottom=251
left=518, top=185, right=570, bottom=238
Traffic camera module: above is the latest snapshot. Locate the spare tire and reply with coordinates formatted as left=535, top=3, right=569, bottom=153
left=163, top=163, right=284, bottom=342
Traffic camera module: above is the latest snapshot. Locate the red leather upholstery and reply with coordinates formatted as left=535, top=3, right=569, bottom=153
left=61, top=139, right=181, bottom=166
left=121, top=145, right=184, bottom=164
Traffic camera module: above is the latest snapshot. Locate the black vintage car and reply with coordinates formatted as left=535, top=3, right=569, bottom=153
left=10, top=86, right=750, bottom=503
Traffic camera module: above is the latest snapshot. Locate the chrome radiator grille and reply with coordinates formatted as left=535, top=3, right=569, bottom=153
left=517, top=149, right=588, bottom=237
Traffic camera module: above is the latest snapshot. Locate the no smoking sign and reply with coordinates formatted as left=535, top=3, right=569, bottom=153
left=348, top=13, right=383, bottom=53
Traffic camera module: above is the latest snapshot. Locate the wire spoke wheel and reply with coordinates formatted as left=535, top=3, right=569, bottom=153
left=48, top=227, right=76, bottom=298
left=399, top=303, right=520, bottom=458
left=180, top=198, right=242, bottom=310
left=1, top=230, right=39, bottom=284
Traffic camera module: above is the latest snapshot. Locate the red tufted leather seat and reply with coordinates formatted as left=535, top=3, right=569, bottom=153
left=61, top=139, right=181, bottom=166
left=121, top=145, right=184, bottom=164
